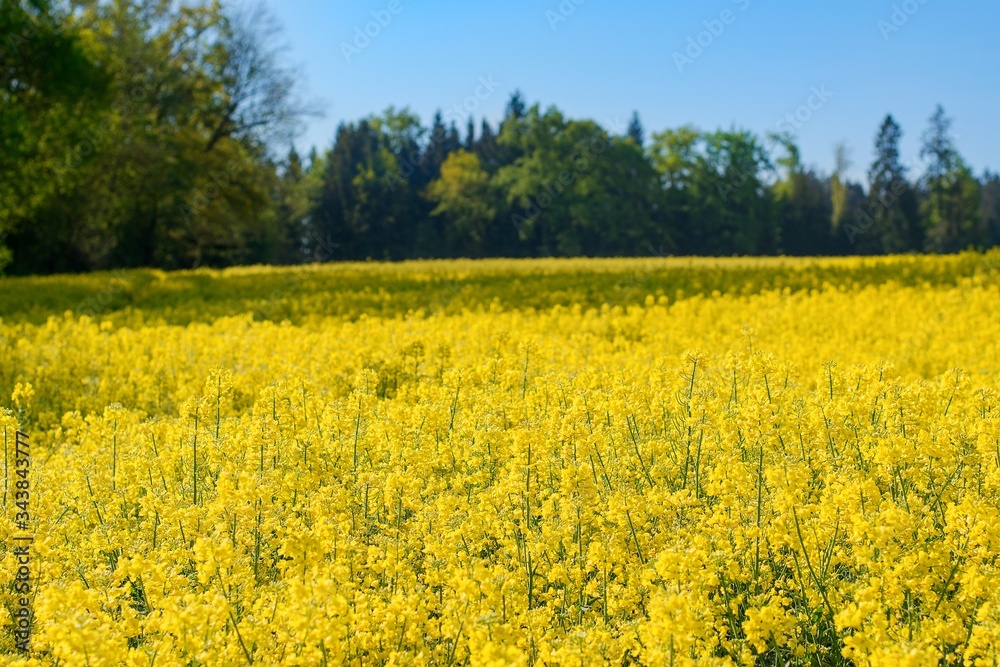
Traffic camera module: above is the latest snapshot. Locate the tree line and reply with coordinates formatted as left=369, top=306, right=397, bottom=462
left=3, top=1, right=999, bottom=275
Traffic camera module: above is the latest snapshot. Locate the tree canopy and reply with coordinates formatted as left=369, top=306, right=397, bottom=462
left=1, top=2, right=996, bottom=274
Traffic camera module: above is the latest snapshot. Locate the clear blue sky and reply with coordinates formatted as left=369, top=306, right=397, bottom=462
left=248, top=0, right=999, bottom=183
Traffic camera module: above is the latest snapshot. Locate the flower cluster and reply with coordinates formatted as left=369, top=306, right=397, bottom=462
left=2, top=258, right=1000, bottom=665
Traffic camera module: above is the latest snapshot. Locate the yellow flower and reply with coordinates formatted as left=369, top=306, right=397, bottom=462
left=11, top=381, right=33, bottom=408
left=3, top=254, right=1000, bottom=664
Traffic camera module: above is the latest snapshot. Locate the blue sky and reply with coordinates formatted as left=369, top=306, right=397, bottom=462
left=249, top=0, right=999, bottom=183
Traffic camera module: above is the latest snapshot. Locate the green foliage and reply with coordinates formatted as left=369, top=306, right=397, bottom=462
left=920, top=107, right=987, bottom=252
left=1, top=0, right=308, bottom=274
left=830, top=143, right=851, bottom=233
left=494, top=106, right=661, bottom=256
left=0, top=0, right=108, bottom=257
left=1, top=5, right=996, bottom=273
left=983, top=172, right=1000, bottom=247
left=648, top=127, right=774, bottom=255
left=770, top=134, right=836, bottom=255
left=848, top=115, right=921, bottom=254
left=2, top=251, right=999, bottom=327
left=427, top=150, right=495, bottom=254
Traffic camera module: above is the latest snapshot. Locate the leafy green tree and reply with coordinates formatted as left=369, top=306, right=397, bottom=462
left=849, top=115, right=920, bottom=254
left=419, top=112, right=451, bottom=187
left=626, top=112, right=644, bottom=146
left=982, top=171, right=1000, bottom=247
left=922, top=163, right=984, bottom=253
left=830, top=143, right=851, bottom=233
left=473, top=119, right=501, bottom=173
left=252, top=147, right=324, bottom=265
left=504, top=90, right=527, bottom=123
left=920, top=106, right=986, bottom=251
left=650, top=127, right=775, bottom=255
left=464, top=118, right=476, bottom=150
left=4, top=0, right=310, bottom=273
left=770, top=133, right=834, bottom=255
left=426, top=150, right=496, bottom=255
left=0, top=0, right=107, bottom=271
left=313, top=111, right=418, bottom=260
left=699, top=129, right=776, bottom=255
left=494, top=106, right=660, bottom=256
left=649, top=126, right=700, bottom=251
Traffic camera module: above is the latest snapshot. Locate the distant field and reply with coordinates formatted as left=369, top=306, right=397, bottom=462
left=3, top=254, right=1000, bottom=665
left=2, top=252, right=1000, bottom=325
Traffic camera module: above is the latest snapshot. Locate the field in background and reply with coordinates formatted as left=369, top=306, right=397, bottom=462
left=3, top=252, right=1000, bottom=326
left=3, top=254, right=1000, bottom=664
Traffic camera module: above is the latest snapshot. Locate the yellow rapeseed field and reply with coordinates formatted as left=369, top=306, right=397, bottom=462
left=3, top=254, right=1000, bottom=666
